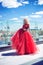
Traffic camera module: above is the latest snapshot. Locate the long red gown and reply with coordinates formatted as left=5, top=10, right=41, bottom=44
left=11, top=24, right=38, bottom=55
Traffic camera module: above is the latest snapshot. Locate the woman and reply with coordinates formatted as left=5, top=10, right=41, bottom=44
left=11, top=18, right=38, bottom=55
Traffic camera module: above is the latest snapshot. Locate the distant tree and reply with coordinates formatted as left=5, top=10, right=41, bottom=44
left=39, top=30, right=43, bottom=35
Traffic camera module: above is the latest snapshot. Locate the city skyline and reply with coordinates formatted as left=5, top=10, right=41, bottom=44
left=0, top=0, right=43, bottom=31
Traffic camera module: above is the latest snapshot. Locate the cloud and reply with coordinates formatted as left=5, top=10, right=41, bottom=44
left=0, top=0, right=29, bottom=8
left=22, top=1, right=29, bottom=4
left=20, top=15, right=30, bottom=22
left=38, top=0, right=43, bottom=5
left=30, top=15, right=41, bottom=18
left=0, top=0, right=3, bottom=2
left=20, top=16, right=29, bottom=19
left=10, top=18, right=18, bottom=21
left=31, top=11, right=43, bottom=18
left=34, top=11, right=43, bottom=15
left=32, top=11, right=43, bottom=15
left=1, top=0, right=22, bottom=8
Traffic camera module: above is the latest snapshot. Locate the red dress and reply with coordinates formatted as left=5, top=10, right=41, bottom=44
left=11, top=24, right=38, bottom=55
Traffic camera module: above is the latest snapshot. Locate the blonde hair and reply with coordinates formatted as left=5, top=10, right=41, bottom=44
left=23, top=18, right=29, bottom=25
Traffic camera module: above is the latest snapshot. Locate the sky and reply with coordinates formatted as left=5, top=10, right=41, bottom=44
left=0, top=0, right=43, bottom=31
